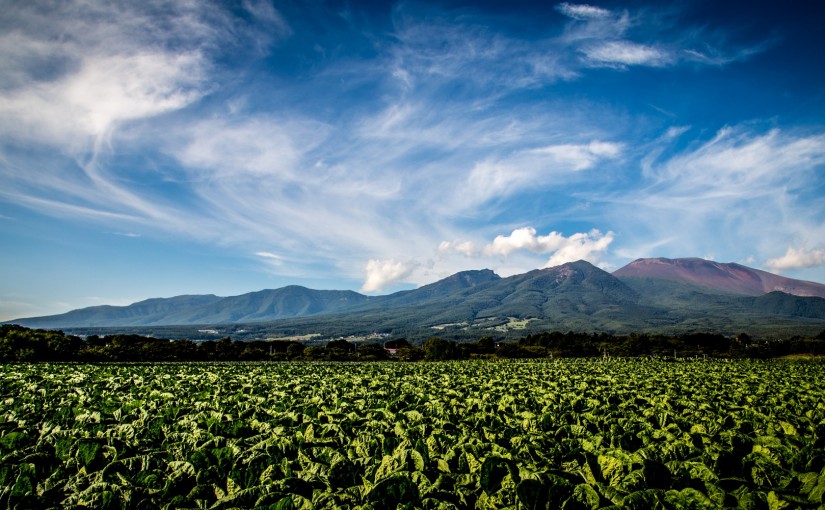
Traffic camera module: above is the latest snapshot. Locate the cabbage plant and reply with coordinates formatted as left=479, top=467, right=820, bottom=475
left=0, top=359, right=824, bottom=508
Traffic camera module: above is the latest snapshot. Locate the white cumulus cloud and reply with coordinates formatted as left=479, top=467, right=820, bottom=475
left=765, top=247, right=825, bottom=271
left=483, top=227, right=614, bottom=267
left=543, top=230, right=614, bottom=267
left=484, top=227, right=565, bottom=256
left=361, top=259, right=416, bottom=292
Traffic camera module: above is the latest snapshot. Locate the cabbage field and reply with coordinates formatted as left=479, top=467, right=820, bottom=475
left=1, top=359, right=824, bottom=509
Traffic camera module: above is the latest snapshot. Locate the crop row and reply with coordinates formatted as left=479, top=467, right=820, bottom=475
left=1, top=359, right=824, bottom=509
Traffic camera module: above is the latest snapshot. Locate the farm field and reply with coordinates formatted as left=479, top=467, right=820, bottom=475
left=1, top=360, right=824, bottom=509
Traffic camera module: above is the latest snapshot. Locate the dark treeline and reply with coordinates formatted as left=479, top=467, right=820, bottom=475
left=0, top=325, right=304, bottom=362
left=2, top=324, right=825, bottom=362
left=513, top=330, right=825, bottom=359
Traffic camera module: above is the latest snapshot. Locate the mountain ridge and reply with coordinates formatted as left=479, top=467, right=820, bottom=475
left=613, top=257, right=825, bottom=298
left=6, top=258, right=825, bottom=336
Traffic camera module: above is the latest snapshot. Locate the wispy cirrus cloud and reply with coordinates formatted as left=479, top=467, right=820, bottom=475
left=174, top=116, right=328, bottom=179
left=583, top=41, right=670, bottom=67
left=556, top=3, right=611, bottom=21
left=254, top=251, right=286, bottom=272
left=556, top=2, right=767, bottom=70
left=463, top=140, right=623, bottom=207
left=682, top=38, right=777, bottom=67
left=0, top=0, right=764, bottom=242
left=0, top=0, right=289, bottom=229
left=439, top=240, right=477, bottom=258
left=388, top=6, right=578, bottom=92
left=649, top=127, right=825, bottom=198
left=386, top=0, right=762, bottom=98
left=0, top=1, right=230, bottom=146
left=255, top=252, right=283, bottom=261
left=0, top=51, right=206, bottom=147
left=601, top=125, right=825, bottom=271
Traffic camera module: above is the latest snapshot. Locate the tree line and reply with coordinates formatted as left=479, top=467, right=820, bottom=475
left=1, top=324, right=824, bottom=362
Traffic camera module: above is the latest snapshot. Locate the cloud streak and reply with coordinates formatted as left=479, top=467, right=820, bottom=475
left=649, top=127, right=825, bottom=199
left=583, top=41, right=669, bottom=67
left=556, top=3, right=611, bottom=21
left=598, top=125, right=825, bottom=274
left=463, top=140, right=623, bottom=206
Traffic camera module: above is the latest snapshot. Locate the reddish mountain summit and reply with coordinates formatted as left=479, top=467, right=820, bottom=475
left=613, top=257, right=825, bottom=298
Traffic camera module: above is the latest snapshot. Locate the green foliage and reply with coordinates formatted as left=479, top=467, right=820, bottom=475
left=0, top=360, right=824, bottom=507
left=423, top=337, right=455, bottom=360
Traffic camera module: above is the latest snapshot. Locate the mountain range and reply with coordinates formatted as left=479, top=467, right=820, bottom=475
left=7, top=258, right=825, bottom=338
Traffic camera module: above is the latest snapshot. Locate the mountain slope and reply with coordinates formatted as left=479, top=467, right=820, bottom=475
left=478, top=260, right=641, bottom=319
left=331, top=261, right=650, bottom=332
left=163, top=286, right=371, bottom=324
left=8, top=261, right=645, bottom=330
left=613, top=258, right=825, bottom=333
left=12, top=288, right=370, bottom=328
left=613, top=257, right=825, bottom=297
left=367, top=269, right=502, bottom=308
left=8, top=258, right=825, bottom=337
left=11, top=295, right=223, bottom=328
left=747, top=292, right=825, bottom=319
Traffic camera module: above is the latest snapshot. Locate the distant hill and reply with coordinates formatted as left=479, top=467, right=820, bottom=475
left=613, top=257, right=825, bottom=297
left=7, top=258, right=825, bottom=338
left=366, top=269, right=501, bottom=308
left=11, top=287, right=370, bottom=328
left=469, top=260, right=641, bottom=320
left=338, top=261, right=648, bottom=332
left=612, top=257, right=825, bottom=335
left=12, top=294, right=223, bottom=328
left=747, top=291, right=825, bottom=319
left=162, top=286, right=371, bottom=324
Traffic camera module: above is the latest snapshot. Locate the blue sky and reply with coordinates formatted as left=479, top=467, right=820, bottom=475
left=2, top=0, right=825, bottom=321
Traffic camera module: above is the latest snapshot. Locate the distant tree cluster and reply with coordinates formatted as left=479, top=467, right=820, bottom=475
left=508, top=330, right=825, bottom=359
left=0, top=325, right=302, bottom=362
left=1, top=324, right=824, bottom=363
